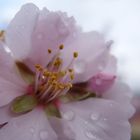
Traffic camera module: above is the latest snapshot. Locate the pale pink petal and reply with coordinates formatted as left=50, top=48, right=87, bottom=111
left=0, top=43, right=27, bottom=107
left=0, top=105, right=13, bottom=124
left=6, top=3, right=39, bottom=59
left=103, top=81, right=135, bottom=118
left=0, top=42, right=14, bottom=69
left=103, top=55, right=117, bottom=75
left=61, top=31, right=111, bottom=83
left=88, top=73, right=116, bottom=95
left=89, top=55, right=117, bottom=95
left=24, top=8, right=79, bottom=69
left=0, top=108, right=57, bottom=140
left=60, top=98, right=131, bottom=140
left=0, top=77, right=27, bottom=107
left=49, top=117, right=75, bottom=140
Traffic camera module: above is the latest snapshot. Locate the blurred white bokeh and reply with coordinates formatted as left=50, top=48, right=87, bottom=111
left=0, top=0, right=140, bottom=92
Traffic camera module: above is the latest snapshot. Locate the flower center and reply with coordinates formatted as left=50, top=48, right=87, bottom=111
left=28, top=45, right=78, bottom=104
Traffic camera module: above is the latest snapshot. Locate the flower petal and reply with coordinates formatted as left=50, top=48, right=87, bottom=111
left=61, top=31, right=110, bottom=83
left=0, top=43, right=27, bottom=107
left=24, top=8, right=79, bottom=69
left=103, top=81, right=135, bottom=118
left=60, top=98, right=131, bottom=140
left=0, top=105, right=13, bottom=125
left=49, top=117, right=75, bottom=140
left=0, top=108, right=57, bottom=140
left=103, top=55, right=117, bottom=75
left=6, top=3, right=39, bottom=59
left=88, top=73, right=116, bottom=94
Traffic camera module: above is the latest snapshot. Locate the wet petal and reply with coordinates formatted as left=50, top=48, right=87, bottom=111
left=60, top=98, right=131, bottom=140
left=0, top=43, right=27, bottom=107
left=0, top=108, right=57, bottom=140
left=103, top=81, right=135, bottom=118
left=24, top=8, right=79, bottom=69
left=49, top=117, right=75, bottom=140
left=89, top=73, right=116, bottom=94
left=0, top=105, right=13, bottom=124
left=61, top=31, right=110, bottom=83
left=103, top=55, right=117, bottom=75
left=6, top=3, right=39, bottom=59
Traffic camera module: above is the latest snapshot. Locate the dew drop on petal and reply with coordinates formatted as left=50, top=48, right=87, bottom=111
left=103, top=118, right=108, bottom=121
left=85, top=130, right=97, bottom=139
left=39, top=130, right=48, bottom=140
left=30, top=128, right=35, bottom=134
left=90, top=113, right=99, bottom=121
left=98, top=62, right=105, bottom=71
left=63, top=111, right=75, bottom=121
left=37, top=33, right=43, bottom=39
left=21, top=25, right=25, bottom=29
left=109, top=103, right=113, bottom=107
left=74, top=60, right=86, bottom=73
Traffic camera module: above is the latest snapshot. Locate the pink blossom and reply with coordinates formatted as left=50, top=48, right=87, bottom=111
left=0, top=3, right=135, bottom=140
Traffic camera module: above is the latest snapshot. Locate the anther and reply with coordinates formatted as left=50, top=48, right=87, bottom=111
left=48, top=49, right=52, bottom=54
left=0, top=30, right=5, bottom=41
left=68, top=69, right=73, bottom=73
left=70, top=74, right=74, bottom=80
left=59, top=44, right=64, bottom=50
left=35, top=64, right=43, bottom=71
left=73, top=52, right=78, bottom=58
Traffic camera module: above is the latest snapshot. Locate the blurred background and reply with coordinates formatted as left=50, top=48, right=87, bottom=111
left=0, top=0, right=140, bottom=139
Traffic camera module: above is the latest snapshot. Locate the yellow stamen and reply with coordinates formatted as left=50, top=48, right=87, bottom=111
left=59, top=44, right=64, bottom=50
left=70, top=74, right=74, bottom=80
left=48, top=49, right=52, bottom=54
left=0, top=30, right=5, bottom=41
left=73, top=52, right=78, bottom=58
left=33, top=44, right=79, bottom=102
left=54, top=57, right=62, bottom=67
left=68, top=69, right=73, bottom=73
left=35, top=64, right=43, bottom=71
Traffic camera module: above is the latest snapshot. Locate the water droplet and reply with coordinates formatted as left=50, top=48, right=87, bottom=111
left=98, top=65, right=104, bottom=71
left=37, top=34, right=43, bottom=39
left=85, top=130, right=97, bottom=139
left=90, top=113, right=98, bottom=121
left=98, top=61, right=106, bottom=71
left=110, top=103, right=113, bottom=107
left=30, top=128, right=35, bottom=133
left=74, top=60, right=86, bottom=73
left=40, top=131, right=48, bottom=140
left=20, top=25, right=25, bottom=29
left=63, top=128, right=75, bottom=139
left=63, top=111, right=75, bottom=121
left=84, top=121, right=88, bottom=125
left=103, top=118, right=107, bottom=121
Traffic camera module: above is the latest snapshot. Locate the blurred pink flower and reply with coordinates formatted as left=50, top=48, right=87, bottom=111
left=0, top=3, right=135, bottom=140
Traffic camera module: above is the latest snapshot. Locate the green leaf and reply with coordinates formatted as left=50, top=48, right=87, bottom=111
left=16, top=61, right=35, bottom=84
left=45, top=103, right=61, bottom=118
left=11, top=95, right=38, bottom=114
